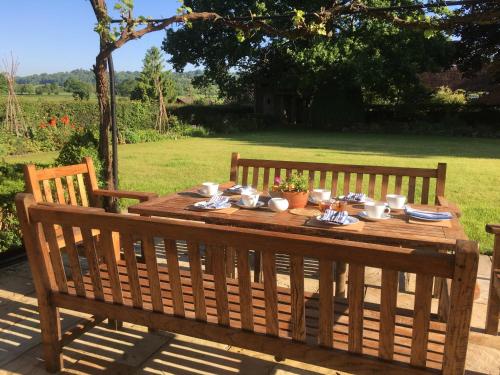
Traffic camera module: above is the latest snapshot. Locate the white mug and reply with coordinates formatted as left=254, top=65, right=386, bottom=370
left=241, top=189, right=260, bottom=207
left=365, top=201, right=390, bottom=218
left=311, top=189, right=331, bottom=203
left=386, top=194, right=406, bottom=209
left=268, top=197, right=289, bottom=212
left=201, top=182, right=218, bottom=196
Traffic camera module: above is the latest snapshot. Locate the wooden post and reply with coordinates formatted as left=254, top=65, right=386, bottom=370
left=442, top=240, right=479, bottom=375
left=23, top=164, right=43, bottom=202
left=15, top=194, right=63, bottom=372
left=485, top=224, right=500, bottom=335
left=83, top=157, right=100, bottom=207
left=435, top=162, right=447, bottom=204
left=230, top=152, right=240, bottom=183
left=335, top=262, right=347, bottom=298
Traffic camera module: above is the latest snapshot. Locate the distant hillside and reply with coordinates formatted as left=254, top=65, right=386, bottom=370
left=16, top=69, right=204, bottom=85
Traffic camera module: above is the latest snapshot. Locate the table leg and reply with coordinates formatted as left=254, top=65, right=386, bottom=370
left=437, top=278, right=451, bottom=322
left=205, top=245, right=213, bottom=274
left=398, top=272, right=410, bottom=293
left=335, top=262, right=347, bottom=298
left=253, top=250, right=263, bottom=283
left=225, top=247, right=236, bottom=278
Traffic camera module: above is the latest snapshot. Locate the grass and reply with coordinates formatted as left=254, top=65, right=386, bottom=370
left=7, top=131, right=500, bottom=254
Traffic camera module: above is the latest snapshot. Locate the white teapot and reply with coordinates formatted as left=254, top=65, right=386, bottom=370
left=268, top=198, right=289, bottom=212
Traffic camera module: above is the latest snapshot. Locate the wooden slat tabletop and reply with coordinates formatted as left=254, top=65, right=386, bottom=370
left=128, top=182, right=467, bottom=250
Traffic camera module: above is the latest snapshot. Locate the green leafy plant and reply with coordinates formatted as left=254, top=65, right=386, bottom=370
left=277, top=172, right=308, bottom=192
left=431, top=86, right=467, bottom=105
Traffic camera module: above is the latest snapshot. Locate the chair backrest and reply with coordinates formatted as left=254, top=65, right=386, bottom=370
left=24, top=157, right=99, bottom=207
left=230, top=152, right=447, bottom=205
left=17, top=193, right=477, bottom=374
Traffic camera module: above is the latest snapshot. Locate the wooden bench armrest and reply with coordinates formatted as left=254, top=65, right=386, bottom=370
left=93, top=189, right=158, bottom=202
left=39, top=202, right=105, bottom=212
left=436, top=195, right=461, bottom=217
left=486, top=224, right=500, bottom=235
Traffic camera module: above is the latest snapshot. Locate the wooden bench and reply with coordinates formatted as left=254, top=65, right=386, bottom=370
left=485, top=224, right=500, bottom=335
left=16, top=193, right=478, bottom=374
left=230, top=152, right=452, bottom=207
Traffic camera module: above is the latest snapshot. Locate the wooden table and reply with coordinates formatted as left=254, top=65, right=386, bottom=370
left=129, top=182, right=467, bottom=298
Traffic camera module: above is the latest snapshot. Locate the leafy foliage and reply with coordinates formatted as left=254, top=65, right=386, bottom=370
left=431, top=86, right=467, bottom=105
left=64, top=78, right=92, bottom=100
left=277, top=172, right=308, bottom=192
left=0, top=162, right=25, bottom=253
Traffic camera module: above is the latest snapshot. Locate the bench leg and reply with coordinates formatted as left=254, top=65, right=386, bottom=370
left=253, top=250, right=263, bottom=283
left=39, top=303, right=63, bottom=372
left=398, top=271, right=410, bottom=293
left=437, top=279, right=451, bottom=322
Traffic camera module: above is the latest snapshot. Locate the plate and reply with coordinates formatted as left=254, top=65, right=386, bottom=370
left=196, top=190, right=223, bottom=198
left=358, top=211, right=391, bottom=221
left=193, top=201, right=231, bottom=210
left=234, top=200, right=265, bottom=209
left=338, top=195, right=373, bottom=204
left=406, top=213, right=451, bottom=222
left=224, top=185, right=254, bottom=195
left=314, top=215, right=359, bottom=226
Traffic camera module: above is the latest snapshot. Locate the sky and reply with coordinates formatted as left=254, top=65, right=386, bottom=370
left=0, top=0, right=192, bottom=76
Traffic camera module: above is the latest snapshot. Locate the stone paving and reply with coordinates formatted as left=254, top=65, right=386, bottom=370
left=0, top=254, right=498, bottom=375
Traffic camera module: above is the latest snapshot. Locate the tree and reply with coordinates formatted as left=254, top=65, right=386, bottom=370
left=454, top=2, right=500, bottom=81
left=0, top=74, right=7, bottom=94
left=89, top=0, right=497, bottom=193
left=130, top=47, right=177, bottom=102
left=64, top=78, right=91, bottom=100
left=17, top=83, right=35, bottom=95
left=116, top=78, right=137, bottom=97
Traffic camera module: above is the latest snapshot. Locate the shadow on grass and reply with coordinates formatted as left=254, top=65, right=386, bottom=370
left=214, top=130, right=500, bottom=160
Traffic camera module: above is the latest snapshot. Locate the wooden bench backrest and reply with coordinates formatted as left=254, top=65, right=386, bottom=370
left=24, top=157, right=99, bottom=207
left=230, top=152, right=447, bottom=205
left=17, top=194, right=477, bottom=374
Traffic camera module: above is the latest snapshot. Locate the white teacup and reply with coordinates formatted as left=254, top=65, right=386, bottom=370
left=201, top=182, right=219, bottom=196
left=386, top=194, right=406, bottom=209
left=364, top=201, right=391, bottom=218
left=241, top=189, right=260, bottom=207
left=311, top=189, right=331, bottom=203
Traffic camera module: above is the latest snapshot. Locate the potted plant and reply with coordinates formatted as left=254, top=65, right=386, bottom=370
left=271, top=172, right=309, bottom=209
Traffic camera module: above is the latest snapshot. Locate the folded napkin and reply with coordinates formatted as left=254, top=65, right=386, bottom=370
left=319, top=209, right=349, bottom=224
left=405, top=206, right=452, bottom=221
left=226, top=184, right=253, bottom=193
left=346, top=192, right=366, bottom=202
left=199, top=195, right=229, bottom=209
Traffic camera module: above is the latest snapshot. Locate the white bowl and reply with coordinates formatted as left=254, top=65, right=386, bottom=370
left=268, top=198, right=289, bottom=212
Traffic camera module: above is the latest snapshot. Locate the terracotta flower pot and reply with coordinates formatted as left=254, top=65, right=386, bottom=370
left=281, top=191, right=309, bottom=209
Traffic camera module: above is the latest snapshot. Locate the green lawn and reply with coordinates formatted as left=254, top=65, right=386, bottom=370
left=7, top=131, right=500, bottom=253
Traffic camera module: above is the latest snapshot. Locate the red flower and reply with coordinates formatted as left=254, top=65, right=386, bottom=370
left=39, top=122, right=46, bottom=129
left=70, top=124, right=76, bottom=129
left=61, top=115, right=70, bottom=125
left=48, top=117, right=57, bottom=126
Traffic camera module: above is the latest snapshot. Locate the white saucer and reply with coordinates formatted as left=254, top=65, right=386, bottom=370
left=314, top=215, right=359, bottom=226
left=234, top=200, right=265, bottom=209
left=197, top=190, right=223, bottom=198
left=338, top=195, right=373, bottom=204
left=388, top=204, right=406, bottom=211
left=193, top=201, right=231, bottom=210
left=358, top=211, right=391, bottom=221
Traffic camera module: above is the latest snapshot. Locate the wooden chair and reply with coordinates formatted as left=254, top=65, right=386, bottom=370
left=16, top=193, right=478, bottom=374
left=23, top=156, right=158, bottom=207
left=230, top=152, right=453, bottom=208
left=485, top=223, right=500, bottom=335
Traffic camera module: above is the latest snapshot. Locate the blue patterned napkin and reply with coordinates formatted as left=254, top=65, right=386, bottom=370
left=319, top=209, right=349, bottom=224
left=405, top=206, right=452, bottom=220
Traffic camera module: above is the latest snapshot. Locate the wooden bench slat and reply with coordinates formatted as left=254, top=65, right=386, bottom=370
left=348, top=263, right=365, bottom=353
left=263, top=168, right=270, bottom=192
left=410, top=273, right=433, bottom=367
left=61, top=225, right=86, bottom=297
left=211, top=245, right=230, bottom=326
left=42, top=180, right=54, bottom=203
left=343, top=173, right=351, bottom=196
left=121, top=233, right=142, bottom=308
left=319, top=259, right=334, bottom=348
left=381, top=175, right=389, bottom=200
left=319, top=171, right=327, bottom=189
left=99, top=230, right=123, bottom=304
left=242, top=166, right=249, bottom=186
left=331, top=172, right=339, bottom=196
left=408, top=176, right=416, bottom=204
left=42, top=223, right=68, bottom=293
left=187, top=241, right=207, bottom=321
left=395, top=175, right=403, bottom=195
left=368, top=174, right=376, bottom=198
left=76, top=174, right=89, bottom=207
left=263, top=251, right=278, bottom=336
left=81, top=227, right=104, bottom=302
left=237, top=248, right=254, bottom=331
left=308, top=170, right=315, bottom=191
left=379, top=269, right=398, bottom=360
left=290, top=255, right=305, bottom=342
left=165, top=240, right=185, bottom=317
left=421, top=177, right=430, bottom=205
left=355, top=173, right=363, bottom=193
left=252, top=167, right=259, bottom=189
left=55, top=177, right=66, bottom=204
left=66, top=176, right=77, bottom=206
left=142, top=236, right=163, bottom=312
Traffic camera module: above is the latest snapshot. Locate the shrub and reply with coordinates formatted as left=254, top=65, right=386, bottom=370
left=56, top=129, right=102, bottom=179
left=0, top=162, right=25, bottom=253
left=431, top=86, right=467, bottom=105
